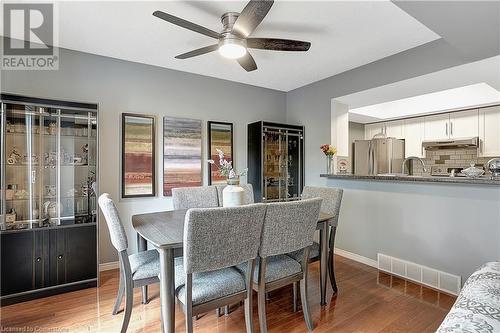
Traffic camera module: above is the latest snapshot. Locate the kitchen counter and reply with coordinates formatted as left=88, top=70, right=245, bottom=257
left=320, top=173, right=500, bottom=185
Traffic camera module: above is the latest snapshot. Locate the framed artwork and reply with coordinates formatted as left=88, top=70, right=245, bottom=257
left=121, top=113, right=156, bottom=198
left=163, top=116, right=202, bottom=196
left=207, top=121, right=234, bottom=185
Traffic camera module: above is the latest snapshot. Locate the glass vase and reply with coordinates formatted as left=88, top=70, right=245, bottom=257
left=326, top=156, right=334, bottom=174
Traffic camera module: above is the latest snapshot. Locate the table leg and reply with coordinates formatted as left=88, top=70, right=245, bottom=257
left=328, top=225, right=338, bottom=294
left=320, top=221, right=328, bottom=305
left=137, top=234, right=148, bottom=304
left=159, top=248, right=175, bottom=333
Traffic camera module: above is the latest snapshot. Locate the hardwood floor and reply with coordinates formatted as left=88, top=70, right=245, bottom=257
left=0, top=255, right=455, bottom=332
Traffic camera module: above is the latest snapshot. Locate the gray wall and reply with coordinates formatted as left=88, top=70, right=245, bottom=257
left=2, top=46, right=287, bottom=264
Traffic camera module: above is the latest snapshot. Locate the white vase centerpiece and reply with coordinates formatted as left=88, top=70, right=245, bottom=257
left=208, top=149, right=248, bottom=207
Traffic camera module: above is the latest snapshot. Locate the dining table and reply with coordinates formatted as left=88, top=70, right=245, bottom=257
left=132, top=209, right=334, bottom=333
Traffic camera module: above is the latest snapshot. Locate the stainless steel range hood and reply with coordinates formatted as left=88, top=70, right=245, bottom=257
left=422, top=137, right=479, bottom=150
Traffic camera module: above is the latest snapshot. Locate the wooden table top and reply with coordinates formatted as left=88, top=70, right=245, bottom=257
left=132, top=209, right=333, bottom=249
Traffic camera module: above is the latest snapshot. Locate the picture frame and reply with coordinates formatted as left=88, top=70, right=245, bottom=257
left=163, top=116, right=202, bottom=196
left=121, top=113, right=156, bottom=198
left=207, top=121, right=234, bottom=185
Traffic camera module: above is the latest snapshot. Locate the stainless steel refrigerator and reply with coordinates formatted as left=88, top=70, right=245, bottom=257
left=354, top=138, right=405, bottom=175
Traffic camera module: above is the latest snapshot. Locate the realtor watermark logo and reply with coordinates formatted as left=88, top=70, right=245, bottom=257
left=2, top=2, right=59, bottom=70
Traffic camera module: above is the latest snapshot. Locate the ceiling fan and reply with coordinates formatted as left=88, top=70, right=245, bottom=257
left=153, top=0, right=311, bottom=72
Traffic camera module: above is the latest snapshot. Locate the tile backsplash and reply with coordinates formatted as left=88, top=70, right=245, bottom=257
left=411, top=148, right=498, bottom=176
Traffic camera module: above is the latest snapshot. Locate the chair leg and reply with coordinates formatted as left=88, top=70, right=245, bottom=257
left=299, top=279, right=314, bottom=331
left=185, top=273, right=193, bottom=333
left=185, top=314, right=193, bottom=333
left=258, top=288, right=267, bottom=333
left=216, top=308, right=221, bottom=317
left=244, top=296, right=254, bottom=333
left=224, top=305, right=230, bottom=316
left=121, top=276, right=133, bottom=333
left=257, top=257, right=268, bottom=333
left=142, top=286, right=148, bottom=304
left=328, top=226, right=338, bottom=293
left=113, top=270, right=124, bottom=315
left=292, top=282, right=298, bottom=312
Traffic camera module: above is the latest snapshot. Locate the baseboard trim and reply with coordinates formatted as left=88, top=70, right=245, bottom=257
left=99, top=261, right=119, bottom=271
left=334, top=248, right=378, bottom=268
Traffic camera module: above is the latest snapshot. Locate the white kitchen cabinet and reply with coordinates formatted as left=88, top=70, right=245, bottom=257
left=365, top=121, right=403, bottom=139
left=424, top=113, right=450, bottom=140
left=385, top=120, right=404, bottom=139
left=403, top=117, right=425, bottom=157
left=365, top=123, right=385, bottom=139
left=479, top=105, right=500, bottom=157
left=450, top=109, right=478, bottom=138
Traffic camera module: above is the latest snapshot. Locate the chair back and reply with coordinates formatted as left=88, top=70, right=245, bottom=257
left=215, top=183, right=255, bottom=206
left=98, top=193, right=128, bottom=252
left=259, top=198, right=322, bottom=258
left=172, top=186, right=219, bottom=209
left=183, top=204, right=267, bottom=274
left=302, top=186, right=343, bottom=228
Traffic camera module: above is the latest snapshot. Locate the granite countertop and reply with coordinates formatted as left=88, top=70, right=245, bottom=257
left=320, top=173, right=500, bottom=185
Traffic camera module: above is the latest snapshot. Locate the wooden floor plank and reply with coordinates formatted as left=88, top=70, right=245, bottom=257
left=0, top=255, right=454, bottom=332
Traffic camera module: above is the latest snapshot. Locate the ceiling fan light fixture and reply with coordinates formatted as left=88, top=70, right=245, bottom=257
left=218, top=38, right=247, bottom=59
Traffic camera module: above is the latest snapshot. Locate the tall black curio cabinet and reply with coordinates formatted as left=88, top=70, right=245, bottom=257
left=248, top=121, right=304, bottom=202
left=1, top=94, right=98, bottom=305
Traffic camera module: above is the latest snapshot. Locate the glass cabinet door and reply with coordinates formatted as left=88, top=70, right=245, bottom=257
left=58, top=109, right=96, bottom=225
left=263, top=130, right=280, bottom=201
left=1, top=103, right=98, bottom=230
left=41, top=107, right=60, bottom=226
left=3, top=104, right=42, bottom=230
left=285, top=131, right=303, bottom=200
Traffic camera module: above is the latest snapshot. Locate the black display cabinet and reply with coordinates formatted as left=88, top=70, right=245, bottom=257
left=248, top=121, right=304, bottom=202
left=1, top=94, right=98, bottom=305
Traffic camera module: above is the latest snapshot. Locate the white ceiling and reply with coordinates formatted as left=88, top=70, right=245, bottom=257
left=1, top=1, right=441, bottom=92
left=336, top=55, right=500, bottom=123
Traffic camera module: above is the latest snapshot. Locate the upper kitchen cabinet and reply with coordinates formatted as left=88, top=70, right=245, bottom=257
left=424, top=109, right=479, bottom=140
left=449, top=109, right=478, bottom=138
left=365, top=123, right=384, bottom=139
left=479, top=105, right=500, bottom=157
left=403, top=117, right=425, bottom=158
left=424, top=113, right=450, bottom=140
left=364, top=120, right=404, bottom=139
left=385, top=120, right=404, bottom=139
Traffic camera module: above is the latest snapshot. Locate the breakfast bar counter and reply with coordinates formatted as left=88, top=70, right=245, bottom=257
left=320, top=173, right=500, bottom=185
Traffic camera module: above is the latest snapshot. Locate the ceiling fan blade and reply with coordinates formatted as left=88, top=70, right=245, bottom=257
left=175, top=45, right=219, bottom=59
left=237, top=52, right=258, bottom=72
left=153, top=11, right=221, bottom=39
left=232, top=0, right=274, bottom=38
left=247, top=38, right=311, bottom=51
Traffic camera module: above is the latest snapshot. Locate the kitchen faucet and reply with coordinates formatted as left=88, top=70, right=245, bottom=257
left=401, top=156, right=428, bottom=175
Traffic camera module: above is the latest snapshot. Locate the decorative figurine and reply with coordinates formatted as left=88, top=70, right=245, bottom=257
left=82, top=144, right=89, bottom=165
left=6, top=121, right=14, bottom=133
left=48, top=122, right=57, bottom=135
left=7, top=146, right=22, bottom=164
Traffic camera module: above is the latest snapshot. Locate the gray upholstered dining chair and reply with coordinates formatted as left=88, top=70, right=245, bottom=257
left=239, top=198, right=322, bottom=333
left=98, top=193, right=160, bottom=333
left=173, top=204, right=267, bottom=333
left=215, top=183, right=255, bottom=206
left=172, top=186, right=219, bottom=209
left=289, top=186, right=344, bottom=295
